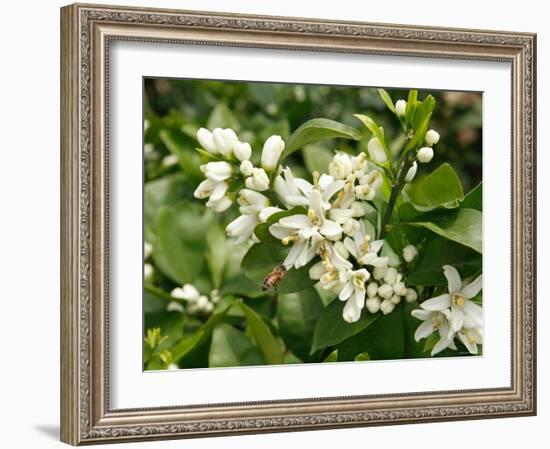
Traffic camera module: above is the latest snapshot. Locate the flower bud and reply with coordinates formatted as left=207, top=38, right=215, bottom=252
left=233, top=141, right=252, bottom=161
left=367, top=137, right=387, bottom=164
left=197, top=128, right=218, bottom=154
left=171, top=284, right=200, bottom=301
left=212, top=128, right=238, bottom=157
left=144, top=241, right=153, bottom=259
left=366, top=296, right=381, bottom=314
left=372, top=265, right=388, bottom=281
left=393, top=281, right=407, bottom=297
left=378, top=283, right=393, bottom=299
left=240, top=159, right=254, bottom=177
left=383, top=267, right=398, bottom=285
left=261, top=135, right=285, bottom=171
left=403, top=244, right=418, bottom=263
left=366, top=282, right=379, bottom=298
left=380, top=299, right=395, bottom=315
left=404, top=161, right=418, bottom=183
left=405, top=288, right=418, bottom=303
left=245, top=168, right=270, bottom=191
left=144, top=263, right=154, bottom=280
left=417, top=146, right=434, bottom=163
left=193, top=179, right=215, bottom=199
left=210, top=196, right=232, bottom=212
left=329, top=153, right=353, bottom=179
left=201, top=161, right=232, bottom=182
left=425, top=129, right=440, bottom=146
left=390, top=294, right=402, bottom=305
left=395, top=99, right=407, bottom=117
left=162, top=154, right=179, bottom=167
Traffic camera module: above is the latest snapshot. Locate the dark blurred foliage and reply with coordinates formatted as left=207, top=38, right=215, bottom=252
left=144, top=78, right=481, bottom=192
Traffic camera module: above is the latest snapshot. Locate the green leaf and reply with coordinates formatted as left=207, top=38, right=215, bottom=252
left=405, top=90, right=418, bottom=125
left=152, top=203, right=209, bottom=284
left=282, top=118, right=361, bottom=160
left=144, top=174, right=186, bottom=238
left=205, top=221, right=229, bottom=288
left=337, top=303, right=405, bottom=361
left=206, top=103, right=240, bottom=130
left=159, top=129, right=202, bottom=182
left=240, top=302, right=284, bottom=364
left=407, top=208, right=482, bottom=253
left=377, top=88, right=396, bottom=114
left=172, top=303, right=232, bottom=362
left=311, top=300, right=379, bottom=353
left=407, top=237, right=482, bottom=286
left=408, top=163, right=464, bottom=207
left=302, top=144, right=334, bottom=175
left=209, top=323, right=265, bottom=367
left=411, top=95, right=436, bottom=131
left=277, top=288, right=324, bottom=361
left=323, top=350, right=338, bottom=362
left=461, top=182, right=482, bottom=211
left=241, top=241, right=315, bottom=293
left=354, top=352, right=371, bottom=361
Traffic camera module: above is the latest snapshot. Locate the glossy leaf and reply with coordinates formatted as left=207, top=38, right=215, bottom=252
left=337, top=303, right=405, bottom=361
left=240, top=302, right=284, bottom=364
left=407, top=208, right=482, bottom=253
left=241, top=241, right=315, bottom=293
left=277, top=288, right=324, bottom=361
left=407, top=163, right=464, bottom=208
left=209, top=323, right=265, bottom=367
left=407, top=237, right=482, bottom=286
left=282, top=118, right=361, bottom=160
left=311, top=300, right=379, bottom=353
left=377, top=88, right=396, bottom=114
left=461, top=182, right=482, bottom=211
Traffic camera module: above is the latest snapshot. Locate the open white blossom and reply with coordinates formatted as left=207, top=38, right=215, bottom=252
left=411, top=308, right=457, bottom=356
left=329, top=153, right=353, bottom=179
left=420, top=265, right=482, bottom=336
left=343, top=222, right=388, bottom=267
left=339, top=268, right=370, bottom=323
left=269, top=190, right=342, bottom=269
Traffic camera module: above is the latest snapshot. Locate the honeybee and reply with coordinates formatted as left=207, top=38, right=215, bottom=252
left=262, top=265, right=287, bottom=291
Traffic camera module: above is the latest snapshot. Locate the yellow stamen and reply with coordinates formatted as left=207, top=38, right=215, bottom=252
left=452, top=293, right=465, bottom=307
left=282, top=235, right=298, bottom=246
left=312, top=171, right=320, bottom=188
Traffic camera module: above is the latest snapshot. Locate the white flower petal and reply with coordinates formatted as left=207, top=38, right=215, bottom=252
left=443, top=265, right=462, bottom=294
left=421, top=294, right=451, bottom=311
left=411, top=309, right=433, bottom=320
left=458, top=331, right=478, bottom=355
left=279, top=214, right=311, bottom=229
left=450, top=307, right=464, bottom=333
left=461, top=275, right=483, bottom=299
left=283, top=240, right=305, bottom=269
left=269, top=224, right=291, bottom=240
left=339, top=281, right=353, bottom=301
left=320, top=219, right=342, bottom=239
left=463, top=299, right=483, bottom=326
left=431, top=337, right=452, bottom=356
left=414, top=319, right=435, bottom=341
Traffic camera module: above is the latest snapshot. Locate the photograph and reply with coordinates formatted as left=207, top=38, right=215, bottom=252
left=142, top=79, right=483, bottom=370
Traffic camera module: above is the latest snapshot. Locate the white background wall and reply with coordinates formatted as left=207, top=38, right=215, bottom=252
left=0, top=0, right=546, bottom=447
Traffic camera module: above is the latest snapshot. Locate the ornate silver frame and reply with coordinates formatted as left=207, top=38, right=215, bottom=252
left=60, top=3, right=536, bottom=445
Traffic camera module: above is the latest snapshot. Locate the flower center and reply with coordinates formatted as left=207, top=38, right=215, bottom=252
left=352, top=274, right=366, bottom=290
left=452, top=293, right=465, bottom=307
left=432, top=318, right=441, bottom=330
left=282, top=233, right=299, bottom=246
left=360, top=235, right=371, bottom=255
left=307, top=208, right=322, bottom=226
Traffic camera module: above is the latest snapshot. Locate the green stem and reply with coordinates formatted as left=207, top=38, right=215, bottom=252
left=380, top=153, right=414, bottom=239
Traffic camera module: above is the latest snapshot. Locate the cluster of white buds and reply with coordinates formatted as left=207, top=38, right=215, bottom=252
left=194, top=127, right=286, bottom=243
left=417, top=129, right=439, bottom=164
left=170, top=284, right=219, bottom=316
left=367, top=265, right=418, bottom=315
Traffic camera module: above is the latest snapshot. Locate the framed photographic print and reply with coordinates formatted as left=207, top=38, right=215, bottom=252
left=60, top=3, right=537, bottom=445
